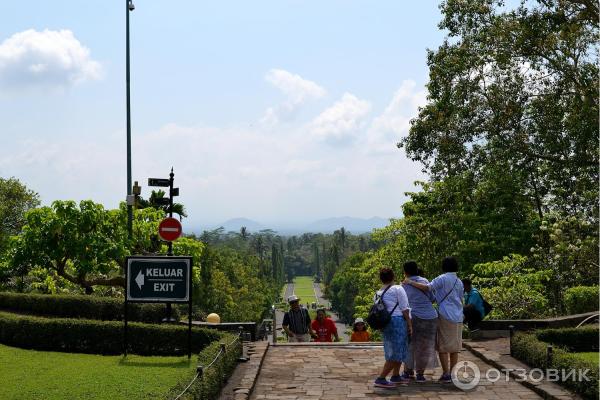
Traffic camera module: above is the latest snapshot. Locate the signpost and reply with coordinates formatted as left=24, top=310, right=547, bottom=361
left=148, top=168, right=180, bottom=255
left=147, top=178, right=170, bottom=187
left=124, top=256, right=193, bottom=358
left=124, top=169, right=191, bottom=358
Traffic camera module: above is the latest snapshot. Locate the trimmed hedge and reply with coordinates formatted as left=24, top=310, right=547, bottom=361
left=0, top=311, right=221, bottom=356
left=536, top=326, right=599, bottom=352
left=512, top=332, right=599, bottom=400
left=168, top=333, right=242, bottom=400
left=0, top=291, right=180, bottom=323
left=564, top=286, right=599, bottom=315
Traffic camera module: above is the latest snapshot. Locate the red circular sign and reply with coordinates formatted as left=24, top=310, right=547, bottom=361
left=158, top=217, right=183, bottom=242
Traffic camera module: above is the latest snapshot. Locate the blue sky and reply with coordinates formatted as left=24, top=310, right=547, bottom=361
left=0, top=1, right=446, bottom=229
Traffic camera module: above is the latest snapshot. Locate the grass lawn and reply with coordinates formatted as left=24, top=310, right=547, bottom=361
left=573, top=352, right=599, bottom=366
left=0, top=344, right=196, bottom=400
left=293, top=276, right=317, bottom=304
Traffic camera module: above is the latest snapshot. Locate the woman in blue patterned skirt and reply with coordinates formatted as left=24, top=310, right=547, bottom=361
left=373, top=267, right=413, bottom=389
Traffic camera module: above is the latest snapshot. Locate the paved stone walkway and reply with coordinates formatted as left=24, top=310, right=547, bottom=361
left=250, top=344, right=543, bottom=399
left=464, top=338, right=581, bottom=400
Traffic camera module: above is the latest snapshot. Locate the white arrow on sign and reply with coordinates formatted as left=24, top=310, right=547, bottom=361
left=135, top=270, right=145, bottom=290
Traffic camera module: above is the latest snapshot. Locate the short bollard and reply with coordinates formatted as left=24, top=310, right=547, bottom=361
left=238, top=327, right=249, bottom=362
left=546, top=345, right=553, bottom=367
left=508, top=325, right=515, bottom=356
left=196, top=365, right=204, bottom=378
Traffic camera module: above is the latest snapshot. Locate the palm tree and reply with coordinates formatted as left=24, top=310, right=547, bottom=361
left=137, top=190, right=187, bottom=220
left=239, top=226, right=249, bottom=241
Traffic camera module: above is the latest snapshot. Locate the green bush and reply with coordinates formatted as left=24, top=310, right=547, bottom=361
left=480, top=283, right=549, bottom=319
left=0, top=291, right=180, bottom=323
left=536, top=327, right=599, bottom=352
left=564, top=286, right=599, bottom=315
left=169, top=334, right=242, bottom=399
left=0, top=311, right=221, bottom=355
left=512, top=332, right=599, bottom=400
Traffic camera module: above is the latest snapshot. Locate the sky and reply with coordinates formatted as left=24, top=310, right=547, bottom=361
left=0, top=1, right=446, bottom=229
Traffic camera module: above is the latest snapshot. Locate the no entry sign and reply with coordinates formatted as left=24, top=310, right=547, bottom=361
left=158, top=217, right=182, bottom=242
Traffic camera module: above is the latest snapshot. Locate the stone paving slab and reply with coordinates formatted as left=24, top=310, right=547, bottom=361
left=250, top=345, right=543, bottom=399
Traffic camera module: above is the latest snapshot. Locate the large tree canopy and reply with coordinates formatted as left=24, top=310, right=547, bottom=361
left=7, top=200, right=164, bottom=293
left=401, top=0, right=598, bottom=220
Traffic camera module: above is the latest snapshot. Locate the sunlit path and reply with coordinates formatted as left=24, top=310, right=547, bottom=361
left=250, top=345, right=543, bottom=399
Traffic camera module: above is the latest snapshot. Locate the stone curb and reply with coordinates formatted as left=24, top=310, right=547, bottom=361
left=232, top=341, right=270, bottom=400
left=463, top=341, right=580, bottom=400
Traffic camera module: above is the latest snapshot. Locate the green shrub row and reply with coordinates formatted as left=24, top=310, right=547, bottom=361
left=168, top=333, right=242, bottom=400
left=564, top=286, right=599, bottom=315
left=536, top=326, right=599, bottom=352
left=0, top=291, right=180, bottom=323
left=0, top=311, right=220, bottom=356
left=512, top=332, right=599, bottom=400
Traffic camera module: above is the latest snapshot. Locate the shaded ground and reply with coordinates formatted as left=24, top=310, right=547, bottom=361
left=250, top=344, right=543, bottom=399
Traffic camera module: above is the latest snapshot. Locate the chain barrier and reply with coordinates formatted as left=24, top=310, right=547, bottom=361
left=172, top=331, right=243, bottom=400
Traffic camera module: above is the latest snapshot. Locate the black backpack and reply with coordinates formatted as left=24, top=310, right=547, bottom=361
left=367, top=285, right=398, bottom=330
left=479, top=292, right=493, bottom=317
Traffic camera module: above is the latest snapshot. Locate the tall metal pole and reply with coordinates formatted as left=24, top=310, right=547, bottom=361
left=126, top=0, right=133, bottom=239
left=168, top=167, right=174, bottom=256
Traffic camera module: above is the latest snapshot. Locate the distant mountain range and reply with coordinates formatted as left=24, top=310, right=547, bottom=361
left=201, top=216, right=391, bottom=235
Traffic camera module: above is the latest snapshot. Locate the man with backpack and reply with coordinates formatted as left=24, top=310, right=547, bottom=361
left=462, top=278, right=490, bottom=330
left=282, top=295, right=316, bottom=342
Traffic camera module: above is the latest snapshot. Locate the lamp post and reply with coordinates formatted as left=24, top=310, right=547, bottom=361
left=126, top=0, right=135, bottom=239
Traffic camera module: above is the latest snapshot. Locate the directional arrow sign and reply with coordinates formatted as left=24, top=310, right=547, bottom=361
left=135, top=270, right=145, bottom=290
left=148, top=178, right=170, bottom=187
left=126, top=256, right=191, bottom=302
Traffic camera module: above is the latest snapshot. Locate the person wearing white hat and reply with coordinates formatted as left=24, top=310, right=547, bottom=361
left=351, top=317, right=370, bottom=342
left=282, top=295, right=315, bottom=342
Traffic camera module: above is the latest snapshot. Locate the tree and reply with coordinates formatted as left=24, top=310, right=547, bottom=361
left=399, top=167, right=538, bottom=275
left=137, top=189, right=187, bottom=219
left=239, top=226, right=249, bottom=241
left=401, top=0, right=598, bottom=221
left=312, top=242, right=321, bottom=282
left=334, top=227, right=347, bottom=253
left=7, top=200, right=164, bottom=293
left=0, top=177, right=40, bottom=251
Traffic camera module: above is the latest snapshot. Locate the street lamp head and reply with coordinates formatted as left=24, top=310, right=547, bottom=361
left=128, top=0, right=135, bottom=11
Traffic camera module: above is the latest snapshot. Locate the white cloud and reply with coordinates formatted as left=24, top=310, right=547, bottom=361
left=311, top=93, right=371, bottom=144
left=265, top=69, right=326, bottom=103
left=365, top=80, right=427, bottom=154
left=0, top=117, right=425, bottom=226
left=0, top=29, right=102, bottom=92
left=284, top=159, right=322, bottom=176
left=260, top=69, right=326, bottom=125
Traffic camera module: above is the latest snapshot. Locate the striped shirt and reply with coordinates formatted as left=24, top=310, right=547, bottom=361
left=282, top=307, right=311, bottom=334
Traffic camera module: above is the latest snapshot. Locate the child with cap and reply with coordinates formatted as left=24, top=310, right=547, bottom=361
left=350, top=318, right=370, bottom=342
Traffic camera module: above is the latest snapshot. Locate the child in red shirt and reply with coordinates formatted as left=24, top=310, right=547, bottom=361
left=311, top=309, right=339, bottom=342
